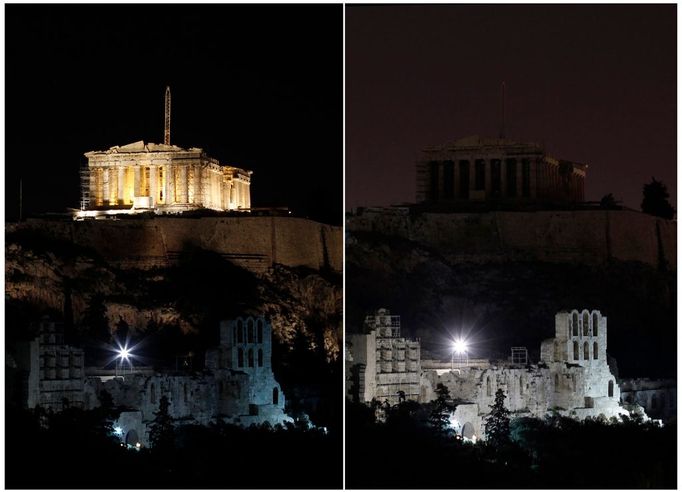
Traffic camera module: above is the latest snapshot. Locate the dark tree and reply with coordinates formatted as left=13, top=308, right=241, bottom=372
left=429, top=383, right=451, bottom=433
left=485, top=388, right=511, bottom=446
left=600, top=193, right=618, bottom=209
left=149, top=395, right=174, bottom=451
left=641, top=178, right=675, bottom=219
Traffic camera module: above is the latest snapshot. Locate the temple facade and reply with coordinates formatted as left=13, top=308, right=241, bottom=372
left=81, top=141, right=251, bottom=214
left=416, top=135, right=586, bottom=207
left=79, top=87, right=252, bottom=216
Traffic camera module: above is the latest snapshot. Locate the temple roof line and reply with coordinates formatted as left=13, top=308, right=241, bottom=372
left=85, top=140, right=204, bottom=156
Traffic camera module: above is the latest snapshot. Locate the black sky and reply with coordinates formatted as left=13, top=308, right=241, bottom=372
left=346, top=5, right=676, bottom=211
left=6, top=4, right=342, bottom=225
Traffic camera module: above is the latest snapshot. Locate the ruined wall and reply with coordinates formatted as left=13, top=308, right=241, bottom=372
left=347, top=210, right=676, bottom=269
left=19, top=216, right=342, bottom=274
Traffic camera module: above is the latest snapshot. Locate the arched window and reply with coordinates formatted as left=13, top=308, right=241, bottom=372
left=247, top=319, right=254, bottom=343
left=583, top=342, right=589, bottom=360
left=554, top=374, right=559, bottom=392
left=233, top=325, right=237, bottom=345
left=258, top=349, right=263, bottom=367
left=273, top=387, right=279, bottom=405
left=573, top=341, right=579, bottom=361
left=257, top=319, right=263, bottom=344
left=184, top=383, right=188, bottom=403
left=150, top=383, right=156, bottom=404
left=486, top=376, right=492, bottom=397
left=238, top=348, right=244, bottom=367
left=248, top=349, right=254, bottom=367
left=572, top=312, right=579, bottom=336
left=608, top=380, right=614, bottom=398
left=592, top=313, right=599, bottom=336
left=237, top=320, right=244, bottom=343
left=582, top=312, right=589, bottom=336
left=593, top=342, right=598, bottom=360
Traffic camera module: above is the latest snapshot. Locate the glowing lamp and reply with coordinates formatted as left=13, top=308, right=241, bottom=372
left=453, top=339, right=468, bottom=354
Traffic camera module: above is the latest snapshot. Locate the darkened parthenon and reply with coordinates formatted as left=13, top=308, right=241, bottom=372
left=416, top=135, right=586, bottom=207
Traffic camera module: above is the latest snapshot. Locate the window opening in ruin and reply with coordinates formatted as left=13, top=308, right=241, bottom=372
left=583, top=342, right=589, bottom=360
left=443, top=160, right=454, bottom=199
left=233, top=326, right=237, bottom=345
left=257, top=320, right=263, bottom=343
left=506, top=159, right=517, bottom=197
left=519, top=377, right=524, bottom=395
left=150, top=383, right=156, bottom=404
left=486, top=376, right=492, bottom=397
left=583, top=312, right=589, bottom=336
left=248, top=349, right=254, bottom=367
left=247, top=319, right=254, bottom=343
left=592, top=313, right=599, bottom=336
left=184, top=383, right=188, bottom=403
left=573, top=341, right=579, bottom=361
left=273, top=387, right=279, bottom=405
left=554, top=374, right=559, bottom=392
left=237, top=321, right=244, bottom=343
left=608, top=380, right=614, bottom=398
left=522, top=159, right=531, bottom=197
left=258, top=349, right=263, bottom=367
left=459, top=161, right=470, bottom=199
left=593, top=342, right=598, bottom=360
left=572, top=313, right=579, bottom=336
left=238, top=348, right=244, bottom=367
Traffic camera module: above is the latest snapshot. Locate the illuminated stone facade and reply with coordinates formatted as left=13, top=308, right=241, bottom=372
left=347, top=308, right=633, bottom=441
left=416, top=135, right=586, bottom=206
left=82, top=140, right=251, bottom=213
left=347, top=309, right=421, bottom=405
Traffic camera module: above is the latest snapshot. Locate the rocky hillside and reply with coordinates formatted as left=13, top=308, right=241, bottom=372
left=346, top=229, right=676, bottom=378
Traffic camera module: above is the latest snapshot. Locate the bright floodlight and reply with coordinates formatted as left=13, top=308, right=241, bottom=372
left=453, top=339, right=468, bottom=354
left=117, top=346, right=131, bottom=360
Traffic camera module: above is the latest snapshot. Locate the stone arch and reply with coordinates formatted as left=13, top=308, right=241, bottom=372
left=247, top=319, right=254, bottom=343
left=273, top=387, right=279, bottom=405
left=572, top=312, right=579, bottom=336
left=238, top=348, right=244, bottom=367
left=573, top=341, right=579, bottom=361
left=582, top=311, right=589, bottom=336
left=248, top=349, right=254, bottom=367
left=592, top=312, right=599, bottom=336
left=583, top=342, right=589, bottom=360
left=257, top=319, right=263, bottom=343
left=608, top=380, right=614, bottom=398
left=258, top=349, right=263, bottom=367
left=593, top=342, right=598, bottom=360
left=461, top=421, right=475, bottom=440
left=125, top=429, right=139, bottom=447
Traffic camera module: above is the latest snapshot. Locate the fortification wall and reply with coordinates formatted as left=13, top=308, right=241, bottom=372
left=347, top=210, right=676, bottom=269
left=19, top=216, right=342, bottom=273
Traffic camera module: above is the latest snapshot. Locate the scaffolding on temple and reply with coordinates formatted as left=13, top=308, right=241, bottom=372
left=79, top=165, right=91, bottom=211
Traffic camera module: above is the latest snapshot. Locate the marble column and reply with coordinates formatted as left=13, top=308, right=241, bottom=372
left=149, top=165, right=157, bottom=206
left=102, top=168, right=110, bottom=204
left=180, top=165, right=188, bottom=203
left=118, top=167, right=125, bottom=204
left=166, top=164, right=175, bottom=204
left=134, top=166, right=141, bottom=198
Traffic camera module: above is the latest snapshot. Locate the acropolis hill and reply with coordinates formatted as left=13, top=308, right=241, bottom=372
left=9, top=215, right=342, bottom=274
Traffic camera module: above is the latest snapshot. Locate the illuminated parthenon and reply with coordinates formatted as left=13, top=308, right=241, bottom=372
left=79, top=87, right=252, bottom=216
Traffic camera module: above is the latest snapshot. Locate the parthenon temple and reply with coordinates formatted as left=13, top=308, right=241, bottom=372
left=416, top=135, right=586, bottom=207
left=79, top=87, right=252, bottom=215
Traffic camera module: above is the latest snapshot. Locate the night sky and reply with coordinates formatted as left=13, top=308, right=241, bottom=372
left=347, top=5, right=676, bottom=211
left=6, top=4, right=342, bottom=225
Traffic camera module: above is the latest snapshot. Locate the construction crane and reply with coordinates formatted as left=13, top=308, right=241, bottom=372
left=164, top=86, right=171, bottom=145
